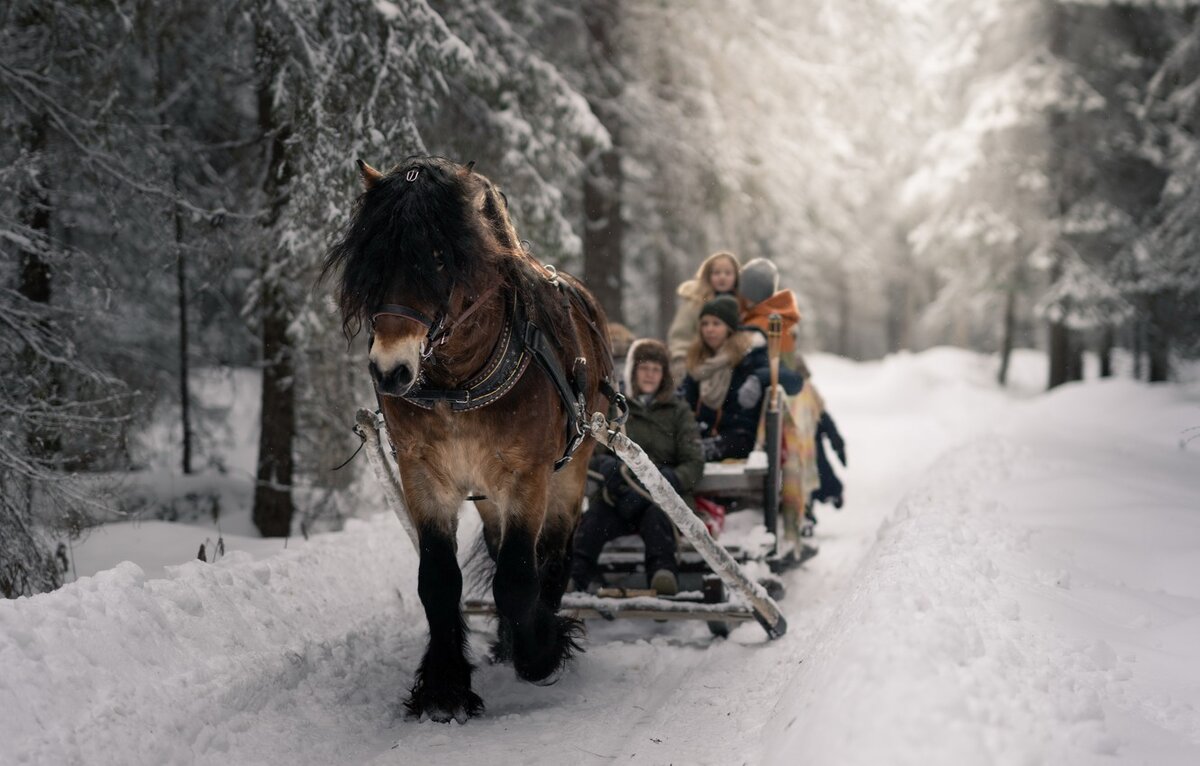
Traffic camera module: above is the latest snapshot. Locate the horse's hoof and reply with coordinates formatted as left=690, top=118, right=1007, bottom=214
left=489, top=638, right=513, bottom=665
left=512, top=614, right=584, bottom=684
left=514, top=654, right=565, bottom=685
left=405, top=685, right=484, bottom=723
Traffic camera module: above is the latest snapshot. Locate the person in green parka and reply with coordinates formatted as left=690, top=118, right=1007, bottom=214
left=570, top=339, right=704, bottom=596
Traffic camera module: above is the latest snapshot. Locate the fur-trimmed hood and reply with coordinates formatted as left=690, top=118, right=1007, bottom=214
left=624, top=338, right=674, bottom=403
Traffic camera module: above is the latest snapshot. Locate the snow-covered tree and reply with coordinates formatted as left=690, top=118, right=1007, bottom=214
left=240, top=0, right=607, bottom=535
left=1136, top=7, right=1200, bottom=378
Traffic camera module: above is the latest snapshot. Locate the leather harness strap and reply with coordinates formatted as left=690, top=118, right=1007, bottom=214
left=375, top=275, right=625, bottom=472
left=372, top=282, right=503, bottom=356
left=400, top=295, right=532, bottom=413
left=372, top=303, right=438, bottom=330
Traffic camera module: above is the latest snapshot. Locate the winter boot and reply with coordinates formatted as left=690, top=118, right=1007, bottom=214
left=650, top=569, right=678, bottom=597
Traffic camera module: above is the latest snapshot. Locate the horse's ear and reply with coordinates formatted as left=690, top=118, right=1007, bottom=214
left=356, top=158, right=383, bottom=190
left=464, top=160, right=476, bottom=173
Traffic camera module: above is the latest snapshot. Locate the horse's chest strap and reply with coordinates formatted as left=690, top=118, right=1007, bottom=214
left=398, top=292, right=596, bottom=473
left=401, top=312, right=531, bottom=412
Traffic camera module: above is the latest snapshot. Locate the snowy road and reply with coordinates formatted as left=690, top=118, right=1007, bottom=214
left=3, top=350, right=1199, bottom=765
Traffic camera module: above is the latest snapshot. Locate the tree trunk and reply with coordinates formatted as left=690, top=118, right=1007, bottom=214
left=583, top=137, right=624, bottom=323
left=1131, top=317, right=1143, bottom=380
left=0, top=485, right=63, bottom=599
left=656, top=240, right=678, bottom=340
left=158, top=37, right=193, bottom=475
left=7, top=110, right=63, bottom=597
left=252, top=12, right=296, bottom=537
left=1048, top=319, right=1070, bottom=389
left=1098, top=325, right=1114, bottom=378
left=885, top=278, right=909, bottom=354
left=581, top=0, right=624, bottom=324
left=1067, top=331, right=1084, bottom=382
left=997, top=282, right=1017, bottom=386
left=1147, top=294, right=1171, bottom=382
left=836, top=265, right=851, bottom=357
left=1148, top=335, right=1170, bottom=381
left=18, top=116, right=61, bottom=459
left=885, top=230, right=912, bottom=354
left=253, top=297, right=296, bottom=537
left=175, top=195, right=193, bottom=475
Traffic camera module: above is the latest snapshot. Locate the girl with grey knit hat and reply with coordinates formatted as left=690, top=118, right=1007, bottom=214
left=681, top=295, right=802, bottom=461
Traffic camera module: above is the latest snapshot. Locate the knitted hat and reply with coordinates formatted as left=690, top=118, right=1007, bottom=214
left=739, top=258, right=779, bottom=307
left=699, top=295, right=740, bottom=333
left=625, top=338, right=673, bottom=399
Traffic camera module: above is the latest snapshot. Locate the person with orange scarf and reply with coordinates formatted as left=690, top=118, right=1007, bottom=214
left=737, top=258, right=846, bottom=540
left=738, top=258, right=802, bottom=366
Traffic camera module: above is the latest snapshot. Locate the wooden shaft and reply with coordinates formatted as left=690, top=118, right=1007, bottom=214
left=767, top=313, right=782, bottom=412
left=355, top=408, right=419, bottom=550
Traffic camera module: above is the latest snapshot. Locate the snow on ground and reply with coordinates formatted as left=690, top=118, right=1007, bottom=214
left=3, top=348, right=1198, bottom=765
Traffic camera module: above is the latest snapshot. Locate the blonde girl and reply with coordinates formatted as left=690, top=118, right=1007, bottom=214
left=666, top=251, right=740, bottom=379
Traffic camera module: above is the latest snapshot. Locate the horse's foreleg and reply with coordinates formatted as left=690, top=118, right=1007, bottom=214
left=539, top=457, right=590, bottom=610
left=493, top=477, right=583, bottom=684
left=401, top=469, right=482, bottom=722
left=536, top=511, right=577, bottom=612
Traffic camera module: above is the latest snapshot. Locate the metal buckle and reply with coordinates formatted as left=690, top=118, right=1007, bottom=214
left=405, top=168, right=419, bottom=182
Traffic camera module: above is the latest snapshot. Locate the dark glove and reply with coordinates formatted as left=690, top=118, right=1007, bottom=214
left=612, top=465, right=652, bottom=520
left=701, top=435, right=726, bottom=462
left=604, top=460, right=631, bottom=499
left=819, top=412, right=846, bottom=467
left=589, top=454, right=622, bottom=502
left=737, top=376, right=763, bottom=410
left=658, top=464, right=682, bottom=493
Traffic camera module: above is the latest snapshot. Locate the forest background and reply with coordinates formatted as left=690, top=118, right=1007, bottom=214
left=3, top=0, right=1199, bottom=596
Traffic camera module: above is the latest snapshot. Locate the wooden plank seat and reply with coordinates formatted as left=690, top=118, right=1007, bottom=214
left=691, top=450, right=769, bottom=500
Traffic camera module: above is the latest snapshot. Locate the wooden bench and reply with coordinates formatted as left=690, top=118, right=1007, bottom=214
left=692, top=449, right=769, bottom=503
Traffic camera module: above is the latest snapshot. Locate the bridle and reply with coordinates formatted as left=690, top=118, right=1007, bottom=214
left=370, top=282, right=502, bottom=360
left=367, top=266, right=627, bottom=472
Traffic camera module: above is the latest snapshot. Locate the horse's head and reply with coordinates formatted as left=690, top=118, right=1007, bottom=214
left=323, top=156, right=520, bottom=397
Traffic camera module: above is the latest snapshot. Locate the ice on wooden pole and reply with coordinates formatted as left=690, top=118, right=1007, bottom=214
left=354, top=408, right=419, bottom=551
left=583, top=412, right=788, bottom=638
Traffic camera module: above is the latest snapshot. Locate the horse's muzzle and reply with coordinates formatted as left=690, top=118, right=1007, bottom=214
left=370, top=360, right=415, bottom=397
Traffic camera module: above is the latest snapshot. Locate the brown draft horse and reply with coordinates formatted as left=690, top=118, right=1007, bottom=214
left=323, top=156, right=613, bottom=722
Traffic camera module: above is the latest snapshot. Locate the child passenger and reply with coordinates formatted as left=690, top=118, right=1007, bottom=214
left=737, top=258, right=847, bottom=538
left=570, top=339, right=704, bottom=596
left=681, top=295, right=802, bottom=461
left=666, top=251, right=740, bottom=381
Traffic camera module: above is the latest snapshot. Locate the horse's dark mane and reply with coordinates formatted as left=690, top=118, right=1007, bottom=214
left=323, top=156, right=600, bottom=369
left=322, top=156, right=497, bottom=339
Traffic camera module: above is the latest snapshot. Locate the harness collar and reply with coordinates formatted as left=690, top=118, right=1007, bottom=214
left=398, top=293, right=532, bottom=413
left=374, top=270, right=627, bottom=472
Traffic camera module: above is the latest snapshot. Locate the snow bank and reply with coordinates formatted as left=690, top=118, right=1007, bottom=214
left=6, top=348, right=1198, bottom=765
left=760, top=375, right=1200, bottom=764
left=0, top=515, right=418, bottom=766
